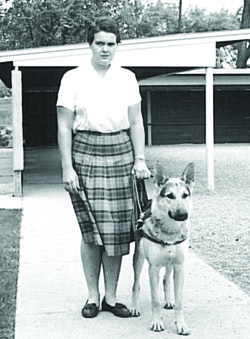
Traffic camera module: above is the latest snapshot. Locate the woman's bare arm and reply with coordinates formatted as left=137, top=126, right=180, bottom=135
left=57, top=106, right=79, bottom=194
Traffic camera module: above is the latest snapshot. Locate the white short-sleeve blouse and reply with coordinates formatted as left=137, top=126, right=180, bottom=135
left=56, top=60, right=141, bottom=133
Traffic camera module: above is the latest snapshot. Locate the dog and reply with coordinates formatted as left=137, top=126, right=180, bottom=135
left=131, top=162, right=195, bottom=335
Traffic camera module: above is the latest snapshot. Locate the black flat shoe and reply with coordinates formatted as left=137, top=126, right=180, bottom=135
left=101, top=297, right=131, bottom=318
left=82, top=300, right=99, bottom=318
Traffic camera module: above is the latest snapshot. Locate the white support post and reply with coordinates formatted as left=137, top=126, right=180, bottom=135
left=205, top=67, right=214, bottom=191
left=12, top=67, right=24, bottom=197
left=146, top=90, right=152, bottom=146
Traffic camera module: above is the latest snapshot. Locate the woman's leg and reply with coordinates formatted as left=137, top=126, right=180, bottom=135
left=81, top=240, right=102, bottom=306
left=102, top=252, right=122, bottom=306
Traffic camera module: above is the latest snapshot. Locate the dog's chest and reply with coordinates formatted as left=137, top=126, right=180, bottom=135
left=143, top=239, right=188, bottom=267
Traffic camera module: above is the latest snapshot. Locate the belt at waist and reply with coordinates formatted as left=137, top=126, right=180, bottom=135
left=77, top=129, right=128, bottom=136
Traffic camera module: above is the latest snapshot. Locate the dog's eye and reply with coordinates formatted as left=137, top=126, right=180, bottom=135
left=167, top=193, right=175, bottom=199
left=182, top=193, right=189, bottom=199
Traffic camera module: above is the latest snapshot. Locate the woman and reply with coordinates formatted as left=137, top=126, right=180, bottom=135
left=56, top=17, right=150, bottom=319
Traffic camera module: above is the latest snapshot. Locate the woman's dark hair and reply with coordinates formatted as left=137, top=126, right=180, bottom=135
left=87, top=17, right=121, bottom=45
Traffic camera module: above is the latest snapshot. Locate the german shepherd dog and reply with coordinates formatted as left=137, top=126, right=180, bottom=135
left=131, top=163, right=195, bottom=335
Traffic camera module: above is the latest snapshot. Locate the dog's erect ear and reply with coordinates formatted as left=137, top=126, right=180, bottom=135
left=181, top=163, right=195, bottom=185
left=154, top=162, right=169, bottom=186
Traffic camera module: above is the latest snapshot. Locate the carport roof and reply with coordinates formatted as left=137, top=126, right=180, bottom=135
left=1, top=28, right=250, bottom=68
left=138, top=68, right=250, bottom=86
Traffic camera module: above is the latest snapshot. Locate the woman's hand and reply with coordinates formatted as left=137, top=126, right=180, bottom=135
left=132, top=159, right=151, bottom=179
left=62, top=167, right=80, bottom=194
left=128, top=103, right=151, bottom=179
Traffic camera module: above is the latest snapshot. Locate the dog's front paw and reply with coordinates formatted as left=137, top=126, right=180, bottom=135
left=150, top=317, right=164, bottom=332
left=164, top=302, right=175, bottom=309
left=130, top=307, right=140, bottom=317
left=175, top=321, right=190, bottom=336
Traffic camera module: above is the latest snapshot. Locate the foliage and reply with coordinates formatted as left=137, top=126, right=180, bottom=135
left=0, top=209, right=22, bottom=339
left=216, top=45, right=238, bottom=68
left=0, top=0, right=243, bottom=50
left=135, top=0, right=179, bottom=37
left=1, top=0, right=61, bottom=48
left=182, top=7, right=240, bottom=33
left=0, top=0, right=147, bottom=48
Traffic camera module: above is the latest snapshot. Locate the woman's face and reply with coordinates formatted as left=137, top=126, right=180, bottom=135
left=90, top=31, right=118, bottom=69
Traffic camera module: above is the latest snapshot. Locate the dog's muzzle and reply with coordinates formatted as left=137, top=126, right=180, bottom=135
left=168, top=211, right=188, bottom=221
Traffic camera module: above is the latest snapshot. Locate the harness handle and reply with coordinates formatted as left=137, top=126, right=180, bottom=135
left=133, top=175, right=143, bottom=215
left=133, top=175, right=152, bottom=229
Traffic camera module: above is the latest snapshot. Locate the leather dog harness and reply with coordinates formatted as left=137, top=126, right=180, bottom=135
left=137, top=214, right=187, bottom=247
left=138, top=228, right=187, bottom=246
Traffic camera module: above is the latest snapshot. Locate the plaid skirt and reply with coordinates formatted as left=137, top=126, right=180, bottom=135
left=70, top=130, right=136, bottom=256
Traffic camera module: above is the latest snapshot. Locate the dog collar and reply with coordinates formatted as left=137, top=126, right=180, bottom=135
left=138, top=228, right=187, bottom=246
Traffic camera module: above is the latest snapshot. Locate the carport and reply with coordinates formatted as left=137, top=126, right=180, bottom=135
left=1, top=28, right=250, bottom=196
left=139, top=68, right=250, bottom=144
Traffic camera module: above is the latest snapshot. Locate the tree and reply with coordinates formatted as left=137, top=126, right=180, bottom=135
left=0, top=0, right=243, bottom=50
left=0, top=0, right=147, bottom=48
left=178, top=0, right=182, bottom=33
left=182, top=7, right=239, bottom=33
left=135, top=1, right=179, bottom=37
left=237, top=0, right=250, bottom=67
left=1, top=0, right=62, bottom=48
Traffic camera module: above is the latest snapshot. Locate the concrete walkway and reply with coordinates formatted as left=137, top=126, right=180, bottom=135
left=15, top=148, right=250, bottom=339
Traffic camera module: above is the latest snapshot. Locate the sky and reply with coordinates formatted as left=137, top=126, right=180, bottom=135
left=182, top=0, right=243, bottom=13
left=148, top=0, right=244, bottom=13
left=0, top=0, right=245, bottom=13
left=0, top=0, right=244, bottom=13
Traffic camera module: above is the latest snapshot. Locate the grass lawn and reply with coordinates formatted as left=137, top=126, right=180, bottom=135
left=0, top=209, right=22, bottom=339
